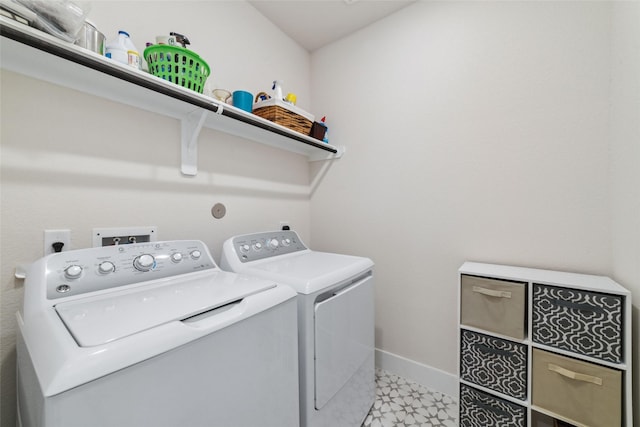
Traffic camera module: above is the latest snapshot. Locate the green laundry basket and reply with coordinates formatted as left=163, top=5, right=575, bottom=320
left=144, top=45, right=210, bottom=94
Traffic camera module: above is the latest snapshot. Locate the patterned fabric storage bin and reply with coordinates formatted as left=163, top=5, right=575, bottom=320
left=460, top=384, right=526, bottom=427
left=532, top=284, right=623, bottom=363
left=460, top=330, right=528, bottom=400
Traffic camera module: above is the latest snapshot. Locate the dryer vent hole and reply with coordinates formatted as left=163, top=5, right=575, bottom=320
left=211, top=203, right=226, bottom=219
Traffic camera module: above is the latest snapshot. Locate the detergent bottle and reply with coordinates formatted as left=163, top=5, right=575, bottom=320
left=106, top=31, right=141, bottom=69
left=321, top=116, right=329, bottom=144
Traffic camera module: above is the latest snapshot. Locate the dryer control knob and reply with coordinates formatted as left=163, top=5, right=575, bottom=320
left=171, top=252, right=183, bottom=263
left=98, top=261, right=115, bottom=274
left=253, top=242, right=263, bottom=251
left=134, top=254, right=155, bottom=271
left=268, top=238, right=279, bottom=249
left=240, top=244, right=250, bottom=253
left=64, top=265, right=83, bottom=279
left=282, top=238, right=291, bottom=246
left=190, top=250, right=201, bottom=260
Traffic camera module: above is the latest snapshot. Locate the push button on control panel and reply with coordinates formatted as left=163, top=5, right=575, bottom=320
left=56, top=284, right=71, bottom=293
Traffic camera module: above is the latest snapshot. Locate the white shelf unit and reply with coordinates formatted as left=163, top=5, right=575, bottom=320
left=0, top=17, right=344, bottom=176
left=458, top=262, right=633, bottom=427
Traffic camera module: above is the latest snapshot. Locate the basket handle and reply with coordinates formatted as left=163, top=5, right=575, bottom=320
left=472, top=286, right=512, bottom=299
left=548, top=363, right=603, bottom=386
left=255, top=92, right=271, bottom=103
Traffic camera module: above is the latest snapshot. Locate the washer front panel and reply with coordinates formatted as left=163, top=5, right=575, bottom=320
left=314, top=274, right=374, bottom=409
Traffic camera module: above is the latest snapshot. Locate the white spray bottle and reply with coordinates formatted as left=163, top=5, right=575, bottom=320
left=272, top=80, right=284, bottom=101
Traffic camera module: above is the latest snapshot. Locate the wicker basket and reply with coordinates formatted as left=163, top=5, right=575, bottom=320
left=252, top=97, right=314, bottom=135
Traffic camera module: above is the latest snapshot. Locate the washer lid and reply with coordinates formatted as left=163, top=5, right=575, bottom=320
left=55, top=270, right=275, bottom=347
left=243, top=251, right=373, bottom=294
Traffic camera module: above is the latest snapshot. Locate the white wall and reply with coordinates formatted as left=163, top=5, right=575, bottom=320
left=311, top=1, right=616, bottom=381
left=0, top=2, right=313, bottom=425
left=609, top=2, right=640, bottom=423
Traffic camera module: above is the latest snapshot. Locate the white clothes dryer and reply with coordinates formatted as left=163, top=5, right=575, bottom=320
left=220, top=230, right=375, bottom=427
left=17, top=240, right=299, bottom=427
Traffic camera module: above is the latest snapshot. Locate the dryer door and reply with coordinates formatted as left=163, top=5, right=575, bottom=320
left=314, top=273, right=374, bottom=409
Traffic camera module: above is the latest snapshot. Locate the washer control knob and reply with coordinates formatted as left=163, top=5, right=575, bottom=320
left=240, top=244, right=250, bottom=253
left=171, top=252, right=183, bottom=263
left=282, top=238, right=291, bottom=246
left=268, top=238, right=279, bottom=249
left=98, top=261, right=115, bottom=274
left=253, top=242, right=263, bottom=251
left=133, top=254, right=155, bottom=271
left=64, top=265, right=83, bottom=279
left=190, top=250, right=201, bottom=260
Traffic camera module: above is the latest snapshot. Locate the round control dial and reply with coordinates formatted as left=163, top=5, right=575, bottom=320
left=98, top=261, right=115, bottom=274
left=133, top=254, right=155, bottom=271
left=171, top=252, right=183, bottom=263
left=190, top=250, right=201, bottom=260
left=282, top=238, right=291, bottom=246
left=240, top=244, right=250, bottom=253
left=268, top=238, right=279, bottom=249
left=253, top=242, right=263, bottom=251
left=64, top=265, right=83, bottom=279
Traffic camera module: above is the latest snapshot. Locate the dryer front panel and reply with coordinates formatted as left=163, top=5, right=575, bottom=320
left=314, top=273, right=374, bottom=409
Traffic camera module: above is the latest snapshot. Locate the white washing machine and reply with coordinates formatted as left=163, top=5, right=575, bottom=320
left=220, top=230, right=375, bottom=427
left=17, top=240, right=300, bottom=427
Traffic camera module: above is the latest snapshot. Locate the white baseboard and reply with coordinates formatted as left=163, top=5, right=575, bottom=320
left=375, top=348, right=459, bottom=399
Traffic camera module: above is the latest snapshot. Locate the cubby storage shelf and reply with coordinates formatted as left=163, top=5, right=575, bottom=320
left=0, top=17, right=343, bottom=176
left=458, top=262, right=633, bottom=427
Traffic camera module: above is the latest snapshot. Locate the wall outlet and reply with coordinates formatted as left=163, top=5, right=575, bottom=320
left=279, top=221, right=290, bottom=230
left=92, top=226, right=157, bottom=247
left=44, top=229, right=71, bottom=255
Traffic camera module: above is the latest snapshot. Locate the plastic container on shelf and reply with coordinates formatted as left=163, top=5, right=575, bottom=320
left=143, top=44, right=210, bottom=94
left=321, top=116, right=329, bottom=143
left=105, top=31, right=141, bottom=69
left=123, top=33, right=140, bottom=69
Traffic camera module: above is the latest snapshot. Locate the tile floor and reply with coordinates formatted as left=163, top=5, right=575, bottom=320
left=362, top=369, right=458, bottom=427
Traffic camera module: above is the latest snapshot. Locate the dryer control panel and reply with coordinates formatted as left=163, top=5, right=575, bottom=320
left=228, top=231, right=307, bottom=263
left=39, top=240, right=216, bottom=299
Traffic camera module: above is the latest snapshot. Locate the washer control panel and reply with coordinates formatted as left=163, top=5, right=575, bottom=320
left=44, top=240, right=215, bottom=299
left=231, top=231, right=307, bottom=263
